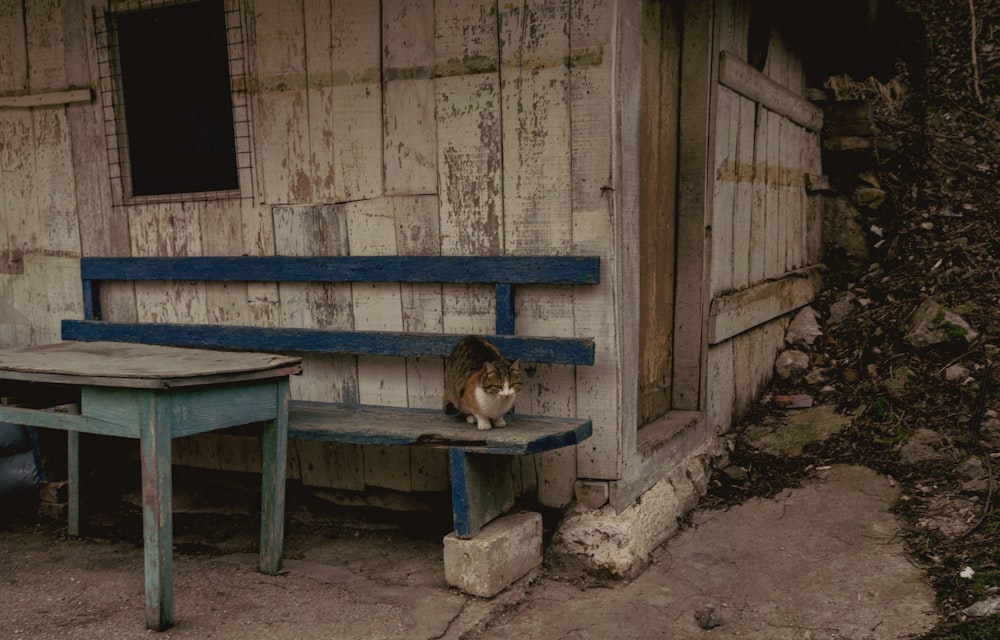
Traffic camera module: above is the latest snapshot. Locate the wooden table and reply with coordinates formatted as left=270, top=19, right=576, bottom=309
left=0, top=341, right=301, bottom=631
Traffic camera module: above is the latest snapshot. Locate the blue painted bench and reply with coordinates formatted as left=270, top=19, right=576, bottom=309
left=61, top=255, right=599, bottom=538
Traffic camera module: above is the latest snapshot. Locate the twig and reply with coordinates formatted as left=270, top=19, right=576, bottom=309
left=969, top=0, right=984, bottom=104
left=935, top=345, right=976, bottom=376
left=955, top=362, right=994, bottom=540
left=953, top=103, right=1000, bottom=132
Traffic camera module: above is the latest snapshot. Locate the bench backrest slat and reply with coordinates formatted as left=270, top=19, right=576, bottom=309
left=59, top=322, right=596, bottom=365
left=69, top=255, right=600, bottom=366
left=80, top=256, right=600, bottom=285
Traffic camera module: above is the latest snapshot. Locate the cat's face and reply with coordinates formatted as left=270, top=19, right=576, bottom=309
left=481, top=360, right=522, bottom=398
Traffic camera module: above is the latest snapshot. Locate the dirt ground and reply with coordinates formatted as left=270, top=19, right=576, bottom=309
left=0, top=481, right=477, bottom=640
left=0, top=463, right=938, bottom=640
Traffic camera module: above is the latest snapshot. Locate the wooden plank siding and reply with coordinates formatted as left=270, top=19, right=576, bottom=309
left=567, top=0, right=621, bottom=481
left=0, top=0, right=85, bottom=349
left=0, top=0, right=828, bottom=510
left=0, top=0, right=635, bottom=498
left=705, top=0, right=824, bottom=435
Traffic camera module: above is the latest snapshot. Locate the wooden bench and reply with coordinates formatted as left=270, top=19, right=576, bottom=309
left=61, top=255, right=599, bottom=538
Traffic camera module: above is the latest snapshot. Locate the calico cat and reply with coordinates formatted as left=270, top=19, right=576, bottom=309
left=444, top=335, right=522, bottom=430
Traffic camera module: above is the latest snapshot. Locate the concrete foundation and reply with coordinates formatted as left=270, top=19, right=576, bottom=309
left=547, top=453, right=712, bottom=580
left=443, top=510, right=542, bottom=597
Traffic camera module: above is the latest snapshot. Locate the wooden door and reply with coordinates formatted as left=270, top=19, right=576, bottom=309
left=638, top=0, right=682, bottom=425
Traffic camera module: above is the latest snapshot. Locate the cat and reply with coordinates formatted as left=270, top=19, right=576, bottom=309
left=444, top=335, right=522, bottom=431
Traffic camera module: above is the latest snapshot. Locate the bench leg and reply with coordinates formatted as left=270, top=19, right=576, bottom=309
left=259, top=378, right=288, bottom=575
left=448, top=449, right=514, bottom=538
left=138, top=391, right=173, bottom=631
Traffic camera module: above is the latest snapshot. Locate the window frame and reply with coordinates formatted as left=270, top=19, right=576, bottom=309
left=95, top=0, right=256, bottom=205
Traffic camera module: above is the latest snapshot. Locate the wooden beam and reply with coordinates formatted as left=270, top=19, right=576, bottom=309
left=672, top=0, right=716, bottom=411
left=718, top=51, right=823, bottom=131
left=0, top=88, right=92, bottom=109
left=708, top=266, right=823, bottom=344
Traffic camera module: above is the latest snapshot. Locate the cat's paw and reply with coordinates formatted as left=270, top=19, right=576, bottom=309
left=493, top=416, right=506, bottom=427
left=476, top=417, right=492, bottom=431
left=466, top=415, right=476, bottom=425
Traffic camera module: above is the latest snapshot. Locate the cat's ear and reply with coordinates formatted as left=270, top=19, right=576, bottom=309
left=509, top=359, right=521, bottom=372
left=483, top=362, right=497, bottom=374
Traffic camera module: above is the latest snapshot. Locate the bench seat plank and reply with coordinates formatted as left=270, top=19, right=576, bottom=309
left=288, top=400, right=593, bottom=455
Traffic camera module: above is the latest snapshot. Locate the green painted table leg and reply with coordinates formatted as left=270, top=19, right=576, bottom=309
left=66, top=403, right=83, bottom=537
left=67, top=430, right=81, bottom=537
left=259, top=378, right=288, bottom=574
left=139, top=391, right=173, bottom=631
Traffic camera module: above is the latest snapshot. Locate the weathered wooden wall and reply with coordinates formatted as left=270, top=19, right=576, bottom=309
left=0, top=0, right=827, bottom=513
left=705, top=0, right=824, bottom=434
left=0, top=0, right=625, bottom=506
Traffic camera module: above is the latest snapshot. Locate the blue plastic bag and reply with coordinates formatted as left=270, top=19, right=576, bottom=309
left=0, top=421, right=29, bottom=457
left=0, top=450, right=40, bottom=499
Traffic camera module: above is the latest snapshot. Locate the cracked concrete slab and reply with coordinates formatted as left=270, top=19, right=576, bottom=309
left=474, top=465, right=937, bottom=639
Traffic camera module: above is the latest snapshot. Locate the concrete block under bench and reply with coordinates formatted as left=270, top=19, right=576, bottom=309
left=443, top=511, right=543, bottom=597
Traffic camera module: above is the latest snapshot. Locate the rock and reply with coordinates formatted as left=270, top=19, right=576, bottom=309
left=694, top=604, right=725, bottom=629
left=745, top=405, right=852, bottom=457
left=916, top=494, right=980, bottom=538
left=944, top=364, right=970, bottom=382
left=775, top=349, right=810, bottom=380
left=884, top=365, right=913, bottom=399
left=785, top=306, right=823, bottom=347
left=773, top=394, right=814, bottom=409
left=905, top=298, right=979, bottom=348
left=854, top=186, right=887, bottom=210
left=962, top=597, right=1000, bottom=618
left=821, top=194, right=870, bottom=282
left=962, top=477, right=990, bottom=494
left=956, top=456, right=985, bottom=481
left=981, top=416, right=1000, bottom=448
left=827, top=292, right=857, bottom=326
left=899, top=428, right=945, bottom=464
left=720, top=465, right=748, bottom=483
left=804, top=369, right=828, bottom=386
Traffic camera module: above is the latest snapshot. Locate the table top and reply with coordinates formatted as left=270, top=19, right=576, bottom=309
left=0, top=341, right=302, bottom=389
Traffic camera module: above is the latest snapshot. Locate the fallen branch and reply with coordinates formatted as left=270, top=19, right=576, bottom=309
left=969, top=0, right=984, bottom=104
left=955, top=362, right=994, bottom=541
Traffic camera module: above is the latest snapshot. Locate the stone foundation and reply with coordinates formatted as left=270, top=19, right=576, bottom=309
left=547, top=446, right=717, bottom=580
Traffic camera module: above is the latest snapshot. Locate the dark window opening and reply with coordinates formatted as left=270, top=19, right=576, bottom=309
left=115, top=0, right=238, bottom=196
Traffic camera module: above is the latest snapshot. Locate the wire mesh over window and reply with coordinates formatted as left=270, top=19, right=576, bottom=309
left=95, top=0, right=256, bottom=205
